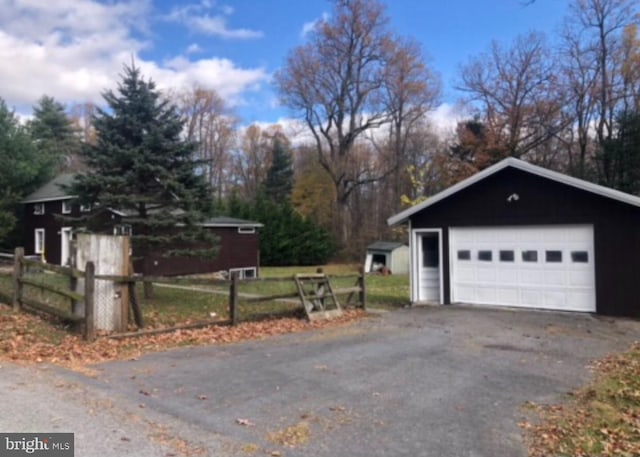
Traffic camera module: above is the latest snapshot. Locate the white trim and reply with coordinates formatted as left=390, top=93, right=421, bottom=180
left=388, top=157, right=640, bottom=226
left=80, top=203, right=92, bottom=213
left=238, top=227, right=256, bottom=234
left=60, top=227, right=72, bottom=266
left=229, top=267, right=257, bottom=280
left=34, top=228, right=45, bottom=254
left=33, top=203, right=45, bottom=215
left=61, top=200, right=72, bottom=214
left=411, top=228, right=444, bottom=305
left=22, top=196, right=75, bottom=204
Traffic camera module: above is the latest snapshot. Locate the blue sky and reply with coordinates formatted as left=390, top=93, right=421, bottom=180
left=0, top=0, right=568, bottom=127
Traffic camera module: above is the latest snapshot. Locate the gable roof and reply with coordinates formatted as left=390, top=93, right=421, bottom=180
left=367, top=241, right=406, bottom=252
left=201, top=217, right=263, bottom=228
left=21, top=174, right=75, bottom=203
left=388, top=157, right=640, bottom=226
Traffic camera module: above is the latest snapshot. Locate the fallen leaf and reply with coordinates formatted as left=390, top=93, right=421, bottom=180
left=236, top=418, right=254, bottom=426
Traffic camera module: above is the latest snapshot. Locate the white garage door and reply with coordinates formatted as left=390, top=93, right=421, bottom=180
left=450, top=226, right=595, bottom=312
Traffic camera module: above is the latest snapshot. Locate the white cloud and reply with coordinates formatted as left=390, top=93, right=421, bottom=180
left=427, top=103, right=466, bottom=137
left=185, top=43, right=203, bottom=54
left=165, top=1, right=262, bottom=39
left=300, top=12, right=329, bottom=38
left=0, top=0, right=268, bottom=114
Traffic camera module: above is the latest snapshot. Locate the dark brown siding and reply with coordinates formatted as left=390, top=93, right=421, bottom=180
left=23, top=200, right=76, bottom=265
left=137, top=227, right=260, bottom=276
left=410, top=167, right=640, bottom=317
left=23, top=200, right=259, bottom=276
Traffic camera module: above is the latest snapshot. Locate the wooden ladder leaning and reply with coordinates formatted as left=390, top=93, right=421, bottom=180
left=294, top=273, right=342, bottom=321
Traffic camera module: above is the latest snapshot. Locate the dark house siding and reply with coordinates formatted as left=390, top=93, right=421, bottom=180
left=137, top=227, right=260, bottom=276
left=23, top=199, right=78, bottom=265
left=23, top=199, right=260, bottom=276
left=409, top=167, right=640, bottom=317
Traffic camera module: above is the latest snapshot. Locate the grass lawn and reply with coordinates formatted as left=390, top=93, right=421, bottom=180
left=522, top=342, right=640, bottom=456
left=142, top=265, right=410, bottom=327
left=0, top=265, right=410, bottom=329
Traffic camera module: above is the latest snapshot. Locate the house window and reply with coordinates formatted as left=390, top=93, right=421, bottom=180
left=113, top=224, right=132, bottom=236
left=34, top=228, right=45, bottom=254
left=478, top=250, right=492, bottom=261
left=80, top=203, right=92, bottom=213
left=62, top=200, right=72, bottom=214
left=457, top=250, right=471, bottom=260
left=499, top=250, right=515, bottom=262
left=546, top=250, right=563, bottom=263
left=522, top=250, right=538, bottom=262
left=33, top=203, right=44, bottom=215
left=238, top=227, right=256, bottom=234
left=571, top=251, right=589, bottom=263
left=229, top=267, right=257, bottom=279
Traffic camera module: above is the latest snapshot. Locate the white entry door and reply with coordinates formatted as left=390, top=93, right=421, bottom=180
left=61, top=227, right=72, bottom=266
left=417, top=232, right=441, bottom=303
left=450, top=225, right=596, bottom=312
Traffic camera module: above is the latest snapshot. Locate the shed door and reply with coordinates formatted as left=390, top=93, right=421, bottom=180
left=450, top=226, right=596, bottom=312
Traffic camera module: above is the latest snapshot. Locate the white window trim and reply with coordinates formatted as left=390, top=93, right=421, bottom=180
left=238, top=227, right=256, bottom=234
left=62, top=200, right=72, bottom=214
left=229, top=267, right=257, bottom=279
left=80, top=203, right=91, bottom=213
left=34, top=228, right=45, bottom=254
left=33, top=203, right=44, bottom=215
left=113, top=224, right=132, bottom=236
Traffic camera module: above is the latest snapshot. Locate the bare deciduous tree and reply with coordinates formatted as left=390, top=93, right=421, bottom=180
left=174, top=86, right=237, bottom=203
left=457, top=32, right=565, bottom=162
left=275, top=0, right=439, bottom=246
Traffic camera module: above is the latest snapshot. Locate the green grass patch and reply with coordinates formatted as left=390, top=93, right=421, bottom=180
left=523, top=343, right=640, bottom=456
left=0, top=264, right=411, bottom=330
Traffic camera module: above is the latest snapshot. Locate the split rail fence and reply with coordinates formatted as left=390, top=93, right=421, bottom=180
left=7, top=247, right=366, bottom=341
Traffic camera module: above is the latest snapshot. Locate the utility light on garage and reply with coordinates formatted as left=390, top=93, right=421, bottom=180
left=506, top=193, right=520, bottom=203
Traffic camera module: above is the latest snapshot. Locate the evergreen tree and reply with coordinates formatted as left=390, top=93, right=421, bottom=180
left=29, top=95, right=81, bottom=171
left=0, top=98, right=57, bottom=245
left=264, top=133, right=294, bottom=202
left=70, top=64, right=217, bottom=264
left=599, top=112, right=640, bottom=195
left=227, top=194, right=334, bottom=266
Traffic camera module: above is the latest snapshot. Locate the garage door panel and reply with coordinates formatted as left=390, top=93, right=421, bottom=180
left=477, top=269, right=496, bottom=282
left=520, top=289, right=544, bottom=307
left=544, top=270, right=566, bottom=285
left=450, top=226, right=595, bottom=312
left=497, top=288, right=518, bottom=303
left=476, top=287, right=497, bottom=303
left=569, top=270, right=593, bottom=286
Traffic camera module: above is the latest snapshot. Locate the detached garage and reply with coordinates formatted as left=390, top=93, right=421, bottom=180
left=388, top=157, right=640, bottom=317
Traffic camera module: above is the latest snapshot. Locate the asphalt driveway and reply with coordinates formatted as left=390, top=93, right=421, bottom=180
left=58, top=305, right=640, bottom=457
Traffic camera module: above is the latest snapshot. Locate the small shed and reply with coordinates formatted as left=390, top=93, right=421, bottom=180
left=364, top=241, right=409, bottom=275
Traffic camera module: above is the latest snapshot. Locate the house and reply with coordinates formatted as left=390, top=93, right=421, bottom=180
left=364, top=241, right=409, bottom=274
left=388, top=157, right=640, bottom=317
left=21, top=174, right=262, bottom=278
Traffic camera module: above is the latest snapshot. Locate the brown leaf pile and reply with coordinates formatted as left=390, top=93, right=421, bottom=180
left=0, top=304, right=364, bottom=370
left=521, top=342, right=640, bottom=457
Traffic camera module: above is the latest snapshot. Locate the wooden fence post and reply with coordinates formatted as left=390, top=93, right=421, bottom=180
left=84, top=261, right=95, bottom=341
left=229, top=272, right=238, bottom=326
left=12, top=247, right=24, bottom=311
left=358, top=266, right=367, bottom=310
